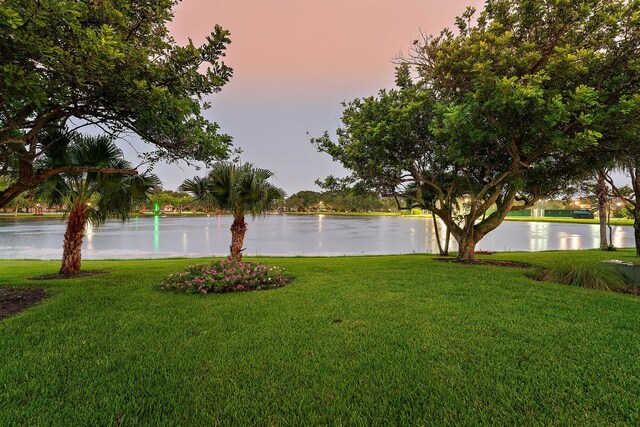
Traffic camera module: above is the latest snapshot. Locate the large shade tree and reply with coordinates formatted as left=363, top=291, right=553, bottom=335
left=180, top=163, right=285, bottom=260
left=0, top=0, right=232, bottom=208
left=316, top=0, right=639, bottom=261
left=37, top=132, right=160, bottom=276
left=604, top=98, right=640, bottom=255
left=608, top=163, right=640, bottom=255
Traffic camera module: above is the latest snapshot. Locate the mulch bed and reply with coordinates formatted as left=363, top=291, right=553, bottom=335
left=29, top=270, right=109, bottom=280
left=474, top=251, right=495, bottom=255
left=435, top=258, right=532, bottom=268
left=0, top=287, right=47, bottom=320
left=618, top=286, right=640, bottom=296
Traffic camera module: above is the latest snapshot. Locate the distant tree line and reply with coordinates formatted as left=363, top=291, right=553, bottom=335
left=283, top=176, right=397, bottom=213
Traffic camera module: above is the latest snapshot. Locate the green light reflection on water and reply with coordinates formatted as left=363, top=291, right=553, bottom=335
left=154, top=215, right=160, bottom=252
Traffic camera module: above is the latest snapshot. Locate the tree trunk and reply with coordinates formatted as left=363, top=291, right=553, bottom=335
left=60, top=204, right=87, bottom=276
left=597, top=171, right=609, bottom=250
left=440, top=215, right=480, bottom=262
left=444, top=225, right=451, bottom=255
left=631, top=161, right=640, bottom=257
left=229, top=215, right=247, bottom=261
left=432, top=212, right=444, bottom=255
left=633, top=213, right=640, bottom=257
left=432, top=213, right=449, bottom=256
left=456, top=235, right=477, bottom=262
left=452, top=205, right=510, bottom=262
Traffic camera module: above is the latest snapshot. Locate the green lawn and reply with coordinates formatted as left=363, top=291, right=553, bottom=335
left=284, top=211, right=636, bottom=225
left=503, top=216, right=634, bottom=226
left=1, top=251, right=639, bottom=425
left=3, top=211, right=635, bottom=226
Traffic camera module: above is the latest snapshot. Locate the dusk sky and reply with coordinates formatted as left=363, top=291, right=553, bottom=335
left=151, top=0, right=484, bottom=195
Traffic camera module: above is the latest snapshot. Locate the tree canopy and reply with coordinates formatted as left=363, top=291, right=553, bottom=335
left=0, top=0, right=233, bottom=207
left=36, top=132, right=159, bottom=275
left=315, top=0, right=640, bottom=260
left=180, top=162, right=285, bottom=260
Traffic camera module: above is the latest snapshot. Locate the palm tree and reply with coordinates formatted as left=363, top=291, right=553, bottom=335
left=37, top=132, right=160, bottom=276
left=177, top=175, right=213, bottom=213
left=180, top=162, right=285, bottom=260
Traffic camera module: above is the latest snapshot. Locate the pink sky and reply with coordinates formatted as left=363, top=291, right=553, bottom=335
left=158, top=0, right=483, bottom=194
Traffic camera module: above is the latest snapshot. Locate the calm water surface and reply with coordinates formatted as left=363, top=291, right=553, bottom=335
left=0, top=214, right=633, bottom=259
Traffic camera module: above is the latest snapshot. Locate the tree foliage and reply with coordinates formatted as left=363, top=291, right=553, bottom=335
left=180, top=163, right=285, bottom=260
left=604, top=90, right=640, bottom=254
left=36, top=132, right=159, bottom=275
left=315, top=0, right=640, bottom=260
left=0, top=0, right=233, bottom=207
left=148, top=189, right=192, bottom=212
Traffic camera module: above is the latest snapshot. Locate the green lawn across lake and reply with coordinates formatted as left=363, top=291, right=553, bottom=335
left=2, top=211, right=636, bottom=226
left=1, top=251, right=639, bottom=425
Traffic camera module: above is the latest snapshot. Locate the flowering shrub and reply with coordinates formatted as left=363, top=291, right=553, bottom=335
left=160, top=258, right=290, bottom=294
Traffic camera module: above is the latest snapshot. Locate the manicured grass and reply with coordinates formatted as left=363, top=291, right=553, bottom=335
left=1, top=252, right=639, bottom=425
left=504, top=216, right=634, bottom=226
left=0, top=213, right=64, bottom=220
left=284, top=211, right=403, bottom=217
left=284, top=211, right=635, bottom=225
left=3, top=211, right=634, bottom=226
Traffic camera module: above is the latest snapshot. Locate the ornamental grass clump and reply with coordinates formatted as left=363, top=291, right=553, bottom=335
left=161, top=259, right=289, bottom=294
left=542, top=262, right=626, bottom=291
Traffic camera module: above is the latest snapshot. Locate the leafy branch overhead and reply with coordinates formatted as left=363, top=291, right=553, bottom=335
left=0, top=0, right=233, bottom=207
left=35, top=131, right=160, bottom=275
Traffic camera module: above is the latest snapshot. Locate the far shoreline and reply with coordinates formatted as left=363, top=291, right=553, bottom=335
left=282, top=211, right=635, bottom=226
left=0, top=210, right=634, bottom=226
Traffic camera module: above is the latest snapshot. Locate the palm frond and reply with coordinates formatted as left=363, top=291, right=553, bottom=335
left=181, top=162, right=284, bottom=218
left=35, top=132, right=159, bottom=225
left=35, top=129, right=74, bottom=169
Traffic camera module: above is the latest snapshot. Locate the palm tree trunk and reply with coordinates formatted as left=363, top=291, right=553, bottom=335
left=60, top=204, right=87, bottom=276
left=229, top=215, right=247, bottom=261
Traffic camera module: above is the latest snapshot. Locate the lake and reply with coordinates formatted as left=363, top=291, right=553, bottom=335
left=0, top=214, right=633, bottom=259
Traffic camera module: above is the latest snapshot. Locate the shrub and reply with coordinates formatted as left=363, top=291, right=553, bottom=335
left=542, top=263, right=626, bottom=291
left=161, top=259, right=290, bottom=294
left=612, top=263, right=640, bottom=287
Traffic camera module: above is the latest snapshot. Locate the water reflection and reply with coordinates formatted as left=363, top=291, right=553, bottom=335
left=154, top=215, right=160, bottom=253
left=528, top=222, right=549, bottom=252
left=609, top=226, right=628, bottom=249
left=86, top=223, right=94, bottom=251
left=317, top=215, right=324, bottom=249
left=558, top=231, right=581, bottom=251
left=0, top=215, right=635, bottom=259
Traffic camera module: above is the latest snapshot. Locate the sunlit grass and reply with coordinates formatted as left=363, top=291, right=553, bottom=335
left=1, top=251, right=639, bottom=424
